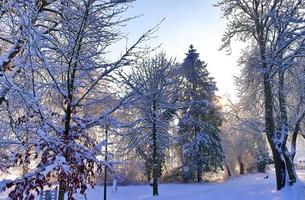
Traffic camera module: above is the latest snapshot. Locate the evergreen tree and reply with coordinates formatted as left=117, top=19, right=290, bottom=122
left=178, top=45, right=223, bottom=182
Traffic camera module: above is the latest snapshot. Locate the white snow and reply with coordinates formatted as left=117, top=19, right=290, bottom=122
left=1, top=170, right=304, bottom=200
left=82, top=171, right=305, bottom=200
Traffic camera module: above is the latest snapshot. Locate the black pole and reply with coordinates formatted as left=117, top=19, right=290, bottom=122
left=103, top=125, right=109, bottom=200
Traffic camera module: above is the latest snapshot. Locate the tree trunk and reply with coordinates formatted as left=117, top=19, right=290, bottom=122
left=260, top=53, right=286, bottom=189
left=152, top=101, right=158, bottom=196
left=291, top=111, right=305, bottom=161
left=272, top=147, right=286, bottom=189
left=278, top=71, right=296, bottom=184
left=197, top=170, right=202, bottom=182
left=237, top=156, right=244, bottom=175
left=147, top=170, right=151, bottom=183
left=58, top=104, right=72, bottom=200
left=225, top=163, right=231, bottom=177
left=263, top=74, right=286, bottom=190
left=58, top=83, right=73, bottom=200
left=58, top=180, right=65, bottom=200
left=256, top=21, right=286, bottom=190
left=291, top=126, right=299, bottom=162
left=282, top=146, right=296, bottom=184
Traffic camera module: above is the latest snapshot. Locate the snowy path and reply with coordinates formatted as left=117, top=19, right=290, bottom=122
left=0, top=171, right=304, bottom=200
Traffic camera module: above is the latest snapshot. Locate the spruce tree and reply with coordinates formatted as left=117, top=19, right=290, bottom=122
left=178, top=45, right=223, bottom=182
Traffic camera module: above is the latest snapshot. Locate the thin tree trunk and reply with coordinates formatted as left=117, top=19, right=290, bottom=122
left=291, top=127, right=299, bottom=162
left=152, top=101, right=158, bottom=196
left=58, top=182, right=65, bottom=200
left=58, top=104, right=72, bottom=200
left=225, top=163, right=231, bottom=177
left=237, top=156, right=244, bottom=175
left=278, top=71, right=296, bottom=184
left=197, top=170, right=202, bottom=182
left=291, top=111, right=305, bottom=161
left=147, top=169, right=151, bottom=183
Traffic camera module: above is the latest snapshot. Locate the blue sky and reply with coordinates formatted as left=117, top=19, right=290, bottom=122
left=118, top=0, right=243, bottom=101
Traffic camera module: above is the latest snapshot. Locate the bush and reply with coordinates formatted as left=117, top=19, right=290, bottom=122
left=257, top=157, right=273, bottom=172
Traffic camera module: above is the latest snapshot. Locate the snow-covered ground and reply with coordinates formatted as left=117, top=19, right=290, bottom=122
left=1, top=170, right=305, bottom=200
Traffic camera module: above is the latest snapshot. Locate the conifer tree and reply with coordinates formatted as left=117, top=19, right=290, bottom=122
left=178, top=45, right=223, bottom=182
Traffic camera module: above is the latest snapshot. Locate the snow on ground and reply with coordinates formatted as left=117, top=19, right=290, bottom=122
left=78, top=170, right=305, bottom=200
left=1, top=170, right=305, bottom=200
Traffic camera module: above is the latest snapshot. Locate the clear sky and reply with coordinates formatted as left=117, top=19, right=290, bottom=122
left=119, top=0, right=243, bottom=100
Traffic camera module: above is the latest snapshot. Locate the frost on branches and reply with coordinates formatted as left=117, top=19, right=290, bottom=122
left=0, top=0, right=153, bottom=199
left=121, top=53, right=179, bottom=196
left=217, top=0, right=305, bottom=190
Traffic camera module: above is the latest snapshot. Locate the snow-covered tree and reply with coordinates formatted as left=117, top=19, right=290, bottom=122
left=236, top=45, right=305, bottom=181
left=178, top=45, right=223, bottom=182
left=222, top=97, right=270, bottom=176
left=0, top=0, right=154, bottom=199
left=122, top=53, right=178, bottom=196
left=285, top=57, right=305, bottom=161
left=217, top=0, right=305, bottom=189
